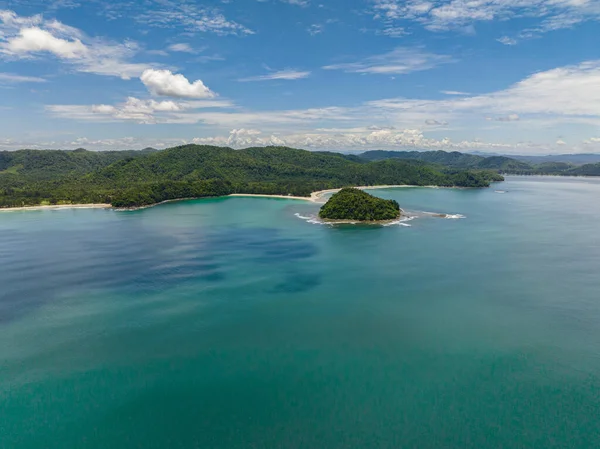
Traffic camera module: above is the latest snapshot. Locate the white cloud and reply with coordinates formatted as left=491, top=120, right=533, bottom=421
left=377, top=26, right=409, bottom=37
left=370, top=0, right=600, bottom=39
left=47, top=96, right=234, bottom=123
left=0, top=72, right=46, bottom=83
left=49, top=60, right=600, bottom=129
left=369, top=60, right=600, bottom=119
left=281, top=0, right=310, bottom=5
left=140, top=69, right=215, bottom=99
left=89, top=97, right=184, bottom=123
left=0, top=10, right=152, bottom=79
left=42, top=60, right=600, bottom=153
left=0, top=129, right=581, bottom=153
left=323, top=47, right=454, bottom=74
left=307, top=24, right=323, bottom=35
left=441, top=90, right=470, bottom=95
left=167, top=43, right=195, bottom=53
left=6, top=27, right=87, bottom=58
left=487, top=114, right=520, bottom=122
left=186, top=128, right=542, bottom=153
left=425, top=119, right=448, bottom=126
left=132, top=2, right=254, bottom=36
left=238, top=69, right=311, bottom=82
left=497, top=36, right=518, bottom=46
left=195, top=13, right=254, bottom=35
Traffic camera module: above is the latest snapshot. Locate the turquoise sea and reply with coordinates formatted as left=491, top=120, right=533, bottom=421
left=1, top=176, right=600, bottom=448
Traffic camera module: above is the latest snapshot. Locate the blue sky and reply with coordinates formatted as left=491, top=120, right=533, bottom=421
left=0, top=0, right=599, bottom=154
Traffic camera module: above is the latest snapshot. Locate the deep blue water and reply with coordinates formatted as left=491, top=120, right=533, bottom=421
left=1, top=176, right=600, bottom=448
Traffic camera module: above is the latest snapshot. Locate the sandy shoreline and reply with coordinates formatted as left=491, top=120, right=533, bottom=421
left=0, top=204, right=112, bottom=212
left=0, top=185, right=436, bottom=212
left=229, top=193, right=316, bottom=202
left=232, top=185, right=433, bottom=203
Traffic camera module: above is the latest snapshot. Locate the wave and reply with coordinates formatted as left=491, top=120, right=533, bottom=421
left=382, top=216, right=415, bottom=227
left=295, top=213, right=415, bottom=227
left=445, top=214, right=466, bottom=219
left=294, top=213, right=332, bottom=226
left=420, top=211, right=466, bottom=220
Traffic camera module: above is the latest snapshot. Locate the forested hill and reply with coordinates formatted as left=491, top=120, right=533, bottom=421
left=0, top=145, right=502, bottom=208
left=0, top=148, right=155, bottom=180
left=359, top=150, right=532, bottom=171
left=358, top=150, right=600, bottom=176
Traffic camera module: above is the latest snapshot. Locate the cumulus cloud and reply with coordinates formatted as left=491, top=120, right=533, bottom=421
left=323, top=47, right=454, bottom=75
left=48, top=98, right=184, bottom=123
left=0, top=10, right=152, bottom=79
left=0, top=129, right=584, bottom=153
left=140, top=69, right=215, bottom=99
left=190, top=128, right=535, bottom=153
left=47, top=96, right=234, bottom=123
left=6, top=27, right=87, bottom=58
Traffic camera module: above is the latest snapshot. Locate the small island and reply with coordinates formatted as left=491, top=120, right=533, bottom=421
left=319, top=188, right=401, bottom=222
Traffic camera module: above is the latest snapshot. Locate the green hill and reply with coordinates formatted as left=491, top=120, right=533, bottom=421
left=570, top=163, right=600, bottom=176
left=359, top=150, right=533, bottom=171
left=319, top=188, right=401, bottom=221
left=360, top=150, right=486, bottom=167
left=0, top=145, right=504, bottom=208
left=0, top=148, right=154, bottom=180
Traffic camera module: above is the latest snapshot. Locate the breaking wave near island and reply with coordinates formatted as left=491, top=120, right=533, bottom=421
left=294, top=211, right=463, bottom=227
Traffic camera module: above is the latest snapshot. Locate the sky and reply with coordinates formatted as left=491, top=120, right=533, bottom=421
left=0, top=0, right=599, bottom=154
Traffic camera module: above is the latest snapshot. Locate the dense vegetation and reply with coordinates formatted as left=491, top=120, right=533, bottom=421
left=319, top=188, right=401, bottom=221
left=358, top=150, right=600, bottom=176
left=0, top=145, right=503, bottom=208
left=512, top=154, right=600, bottom=165
left=359, top=150, right=532, bottom=171
left=0, top=148, right=155, bottom=179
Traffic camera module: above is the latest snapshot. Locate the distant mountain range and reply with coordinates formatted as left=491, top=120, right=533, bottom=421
left=358, top=150, right=600, bottom=176
left=467, top=151, right=600, bottom=166
left=509, top=154, right=600, bottom=165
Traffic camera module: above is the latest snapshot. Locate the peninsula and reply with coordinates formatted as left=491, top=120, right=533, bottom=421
left=0, top=145, right=503, bottom=209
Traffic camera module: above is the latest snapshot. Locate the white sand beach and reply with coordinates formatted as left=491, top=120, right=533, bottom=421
left=232, top=185, right=432, bottom=203
left=0, top=204, right=112, bottom=212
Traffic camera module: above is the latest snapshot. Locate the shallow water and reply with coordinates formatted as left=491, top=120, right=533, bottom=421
left=1, top=176, right=600, bottom=448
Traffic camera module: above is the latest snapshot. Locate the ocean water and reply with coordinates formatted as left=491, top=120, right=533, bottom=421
left=1, top=176, right=600, bottom=449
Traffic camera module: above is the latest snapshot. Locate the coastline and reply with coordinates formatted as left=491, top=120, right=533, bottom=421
left=229, top=193, right=316, bottom=202
left=234, top=185, right=437, bottom=203
left=0, top=204, right=111, bottom=212
left=0, top=185, right=441, bottom=212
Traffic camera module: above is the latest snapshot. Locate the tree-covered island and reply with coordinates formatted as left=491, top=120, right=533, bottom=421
left=319, top=188, right=401, bottom=222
